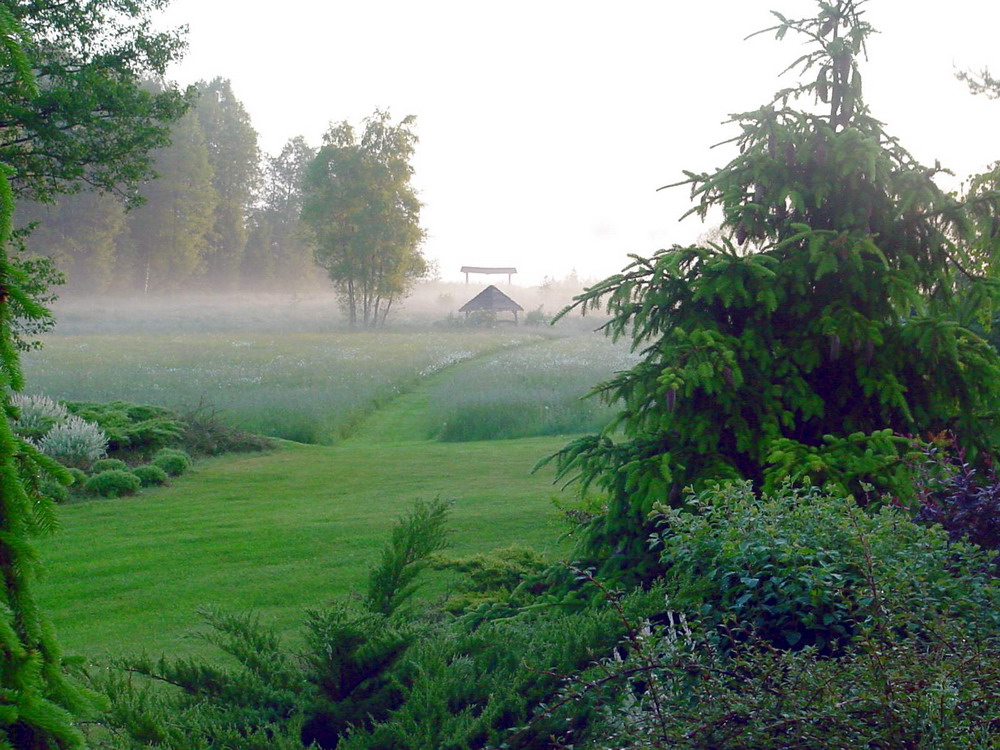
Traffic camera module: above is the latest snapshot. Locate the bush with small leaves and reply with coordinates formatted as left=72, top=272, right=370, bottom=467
left=151, top=448, right=192, bottom=477
left=652, top=482, right=1000, bottom=653
left=37, top=415, right=108, bottom=470
left=9, top=393, right=68, bottom=439
left=90, top=458, right=128, bottom=474
left=65, top=467, right=87, bottom=489
left=524, top=485, right=1000, bottom=750
left=84, top=470, right=141, bottom=498
left=39, top=478, right=69, bottom=504
left=131, top=464, right=168, bottom=487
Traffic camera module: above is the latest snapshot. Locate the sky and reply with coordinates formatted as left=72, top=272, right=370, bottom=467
left=157, top=1, right=1000, bottom=285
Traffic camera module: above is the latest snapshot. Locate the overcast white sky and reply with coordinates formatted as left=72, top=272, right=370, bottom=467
left=158, top=1, right=1000, bottom=285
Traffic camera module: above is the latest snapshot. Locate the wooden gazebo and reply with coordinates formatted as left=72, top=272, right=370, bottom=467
left=459, top=285, right=524, bottom=324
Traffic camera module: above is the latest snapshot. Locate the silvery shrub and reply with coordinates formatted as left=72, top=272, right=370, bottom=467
left=10, top=393, right=69, bottom=438
left=37, top=415, right=108, bottom=469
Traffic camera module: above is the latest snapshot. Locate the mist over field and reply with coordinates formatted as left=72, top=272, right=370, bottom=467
left=44, top=277, right=599, bottom=336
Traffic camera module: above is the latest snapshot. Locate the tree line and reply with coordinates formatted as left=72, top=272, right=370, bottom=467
left=14, top=78, right=316, bottom=294
left=14, top=82, right=428, bottom=314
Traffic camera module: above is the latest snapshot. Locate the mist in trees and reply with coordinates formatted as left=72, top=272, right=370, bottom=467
left=13, top=77, right=323, bottom=294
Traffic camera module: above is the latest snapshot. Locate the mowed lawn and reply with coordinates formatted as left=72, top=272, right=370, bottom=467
left=37, top=436, right=571, bottom=659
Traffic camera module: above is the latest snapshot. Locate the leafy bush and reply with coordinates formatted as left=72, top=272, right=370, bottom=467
left=151, top=448, right=192, bottom=477
left=525, top=487, right=1000, bottom=750
left=9, top=393, right=68, bottom=439
left=90, top=458, right=128, bottom=474
left=653, top=482, right=999, bottom=652
left=84, top=469, right=142, bottom=498
left=37, top=414, right=108, bottom=469
left=131, top=464, right=169, bottom=487
left=65, top=467, right=87, bottom=489
left=39, top=478, right=69, bottom=504
left=523, top=306, right=550, bottom=326
left=910, top=437, right=1000, bottom=565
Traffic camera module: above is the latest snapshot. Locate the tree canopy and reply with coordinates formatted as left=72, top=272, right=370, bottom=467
left=548, top=0, right=1000, bottom=583
left=1, top=0, right=190, bottom=204
left=302, top=110, right=427, bottom=328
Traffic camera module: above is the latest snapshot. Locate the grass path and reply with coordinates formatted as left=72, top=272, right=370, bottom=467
left=36, top=350, right=574, bottom=659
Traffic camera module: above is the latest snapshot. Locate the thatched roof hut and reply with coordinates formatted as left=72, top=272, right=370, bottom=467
left=459, top=285, right=524, bottom=324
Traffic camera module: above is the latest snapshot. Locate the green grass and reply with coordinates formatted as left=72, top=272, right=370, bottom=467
left=423, top=335, right=638, bottom=441
left=37, top=436, right=572, bottom=659
left=27, top=322, right=630, bottom=660
left=22, top=331, right=540, bottom=443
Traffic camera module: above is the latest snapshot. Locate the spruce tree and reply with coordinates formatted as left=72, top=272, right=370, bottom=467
left=549, top=0, right=1000, bottom=582
left=0, top=7, right=101, bottom=746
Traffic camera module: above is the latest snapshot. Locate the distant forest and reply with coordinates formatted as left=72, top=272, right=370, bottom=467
left=16, top=78, right=322, bottom=295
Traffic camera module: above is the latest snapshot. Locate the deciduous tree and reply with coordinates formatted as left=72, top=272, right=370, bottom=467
left=302, top=111, right=426, bottom=327
left=1, top=0, right=189, bottom=204
left=243, top=136, right=317, bottom=289
left=195, top=78, right=260, bottom=289
left=548, top=0, right=1000, bottom=583
left=125, top=107, right=216, bottom=292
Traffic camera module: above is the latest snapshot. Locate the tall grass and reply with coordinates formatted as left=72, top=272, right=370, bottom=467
left=426, top=334, right=638, bottom=441
left=22, top=332, right=536, bottom=443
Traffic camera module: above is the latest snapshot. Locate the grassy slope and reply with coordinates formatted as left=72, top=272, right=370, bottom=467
left=38, top=425, right=570, bottom=660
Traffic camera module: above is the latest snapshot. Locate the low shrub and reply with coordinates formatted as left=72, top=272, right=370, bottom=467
left=84, top=469, right=142, bottom=498
left=93, top=500, right=664, bottom=750
left=64, top=400, right=185, bottom=454
left=91, top=458, right=128, bottom=474
left=10, top=393, right=68, bottom=439
left=65, top=467, right=88, bottom=489
left=652, top=482, right=999, bottom=652
left=432, top=545, right=549, bottom=615
left=910, top=436, right=1000, bottom=566
left=131, top=464, right=169, bottom=487
left=152, top=448, right=192, bottom=477
left=505, top=484, right=1000, bottom=749
left=178, top=401, right=276, bottom=456
left=39, top=478, right=70, bottom=503
left=37, top=415, right=108, bottom=469
left=540, top=600, right=1000, bottom=750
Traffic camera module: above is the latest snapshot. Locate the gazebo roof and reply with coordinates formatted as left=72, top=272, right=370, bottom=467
left=459, top=285, right=524, bottom=313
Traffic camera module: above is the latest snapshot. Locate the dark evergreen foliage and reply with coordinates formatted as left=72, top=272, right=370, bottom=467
left=0, top=7, right=104, bottom=744
left=545, top=0, right=1000, bottom=582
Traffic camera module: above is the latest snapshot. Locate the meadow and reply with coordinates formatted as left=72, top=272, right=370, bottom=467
left=27, top=293, right=632, bottom=658
left=23, top=330, right=535, bottom=443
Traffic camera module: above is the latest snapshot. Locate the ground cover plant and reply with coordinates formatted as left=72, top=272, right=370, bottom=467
left=22, top=330, right=540, bottom=443
left=83, top=501, right=665, bottom=750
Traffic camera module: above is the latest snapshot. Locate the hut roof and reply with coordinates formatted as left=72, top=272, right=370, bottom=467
left=459, top=285, right=524, bottom=313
